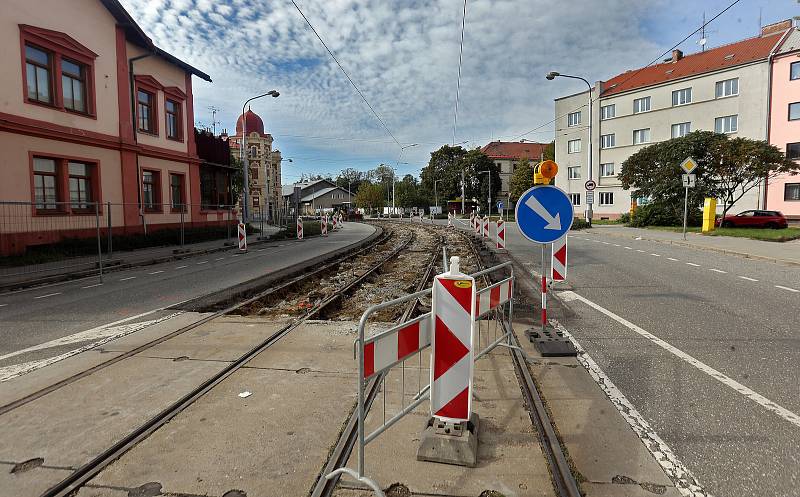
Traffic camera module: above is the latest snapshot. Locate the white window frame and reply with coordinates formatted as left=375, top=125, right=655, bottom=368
left=600, top=133, right=615, bottom=149
left=672, top=88, right=692, bottom=106
left=671, top=122, right=691, bottom=138
left=599, top=191, right=614, bottom=206
left=567, top=166, right=581, bottom=179
left=568, top=139, right=581, bottom=154
left=599, top=163, right=615, bottom=177
left=633, top=96, right=651, bottom=114
left=715, top=115, right=738, bottom=134
left=568, top=111, right=581, bottom=127
left=569, top=193, right=581, bottom=206
left=600, top=104, right=615, bottom=120
left=633, top=128, right=651, bottom=145
left=715, top=78, right=739, bottom=98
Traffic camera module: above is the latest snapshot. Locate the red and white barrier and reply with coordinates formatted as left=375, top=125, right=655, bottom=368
left=321, top=215, right=328, bottom=236
left=474, top=278, right=513, bottom=318
left=363, top=315, right=431, bottom=380
left=482, top=216, right=489, bottom=239
left=430, top=259, right=475, bottom=422
left=447, top=212, right=453, bottom=227
left=297, top=217, right=303, bottom=240
left=237, top=222, right=247, bottom=251
left=332, top=215, right=338, bottom=231
left=496, top=219, right=505, bottom=250
left=551, top=236, right=567, bottom=281
left=470, top=212, right=475, bottom=230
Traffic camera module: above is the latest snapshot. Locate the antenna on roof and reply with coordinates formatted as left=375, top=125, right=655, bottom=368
left=208, top=106, right=220, bottom=135
left=697, top=12, right=717, bottom=52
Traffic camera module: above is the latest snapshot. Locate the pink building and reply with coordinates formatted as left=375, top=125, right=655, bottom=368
left=0, top=0, right=218, bottom=255
left=766, top=27, right=800, bottom=220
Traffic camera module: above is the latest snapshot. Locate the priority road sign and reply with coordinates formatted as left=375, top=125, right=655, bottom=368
left=515, top=185, right=574, bottom=244
left=584, top=180, right=596, bottom=191
left=680, top=156, right=698, bottom=174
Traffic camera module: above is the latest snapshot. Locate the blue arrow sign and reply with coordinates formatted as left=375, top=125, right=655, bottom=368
left=496, top=200, right=504, bottom=211
left=514, top=185, right=574, bottom=244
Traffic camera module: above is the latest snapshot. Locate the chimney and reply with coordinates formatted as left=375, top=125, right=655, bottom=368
left=671, top=49, right=683, bottom=62
left=761, top=19, right=792, bottom=36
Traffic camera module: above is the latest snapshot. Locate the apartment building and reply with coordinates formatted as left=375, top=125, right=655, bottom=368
left=766, top=27, right=800, bottom=219
left=554, top=20, right=794, bottom=219
left=0, top=0, right=212, bottom=255
left=481, top=141, right=548, bottom=202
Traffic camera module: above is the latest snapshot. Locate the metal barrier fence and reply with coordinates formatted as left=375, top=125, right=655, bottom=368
left=327, top=260, right=515, bottom=495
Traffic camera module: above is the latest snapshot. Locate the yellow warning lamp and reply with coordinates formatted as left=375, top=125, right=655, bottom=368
left=534, top=160, right=558, bottom=185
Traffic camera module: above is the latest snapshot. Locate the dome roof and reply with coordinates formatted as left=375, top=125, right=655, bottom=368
left=236, top=108, right=264, bottom=136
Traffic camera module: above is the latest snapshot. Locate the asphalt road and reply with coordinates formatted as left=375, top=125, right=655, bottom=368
left=0, top=223, right=376, bottom=371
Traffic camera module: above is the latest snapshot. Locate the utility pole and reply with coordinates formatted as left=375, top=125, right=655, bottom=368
left=461, top=169, right=465, bottom=215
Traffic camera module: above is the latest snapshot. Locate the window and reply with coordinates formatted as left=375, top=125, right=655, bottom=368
left=600, top=163, right=615, bottom=177
left=68, top=162, right=92, bottom=210
left=61, top=59, right=87, bottom=113
left=633, top=96, right=651, bottom=113
left=671, top=122, right=691, bottom=138
left=569, top=193, right=581, bottom=206
left=633, top=128, right=651, bottom=145
left=791, top=62, right=799, bottom=81
left=25, top=45, right=52, bottom=104
left=249, top=145, right=258, bottom=158
left=600, top=134, right=615, bottom=149
left=137, top=90, right=155, bottom=133
left=166, top=100, right=181, bottom=139
left=33, top=157, right=58, bottom=210
left=200, top=166, right=232, bottom=208
left=599, top=192, right=614, bottom=205
left=568, top=166, right=581, bottom=179
left=568, top=111, right=581, bottom=127
left=785, top=184, right=800, bottom=201
left=715, top=115, right=738, bottom=134
left=568, top=139, right=581, bottom=154
left=787, top=142, right=800, bottom=160
left=789, top=102, right=800, bottom=121
left=600, top=104, right=615, bottom=120
left=170, top=174, right=185, bottom=211
left=672, top=88, right=692, bottom=106
left=142, top=170, right=160, bottom=211
left=715, top=78, right=739, bottom=98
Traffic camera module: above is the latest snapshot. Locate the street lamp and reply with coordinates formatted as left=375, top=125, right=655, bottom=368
left=479, top=170, right=491, bottom=216
left=546, top=71, right=593, bottom=225
left=394, top=144, right=418, bottom=215
left=240, top=90, right=279, bottom=222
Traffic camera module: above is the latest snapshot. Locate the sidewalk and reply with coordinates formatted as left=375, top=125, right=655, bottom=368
left=588, top=225, right=800, bottom=266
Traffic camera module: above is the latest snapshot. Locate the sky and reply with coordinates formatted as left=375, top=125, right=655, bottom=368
left=118, top=0, right=799, bottom=183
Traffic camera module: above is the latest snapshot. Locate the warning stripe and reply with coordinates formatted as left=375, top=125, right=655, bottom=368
left=496, top=220, right=505, bottom=249
left=551, top=236, right=567, bottom=281
left=474, top=278, right=513, bottom=318
left=362, top=314, right=431, bottom=379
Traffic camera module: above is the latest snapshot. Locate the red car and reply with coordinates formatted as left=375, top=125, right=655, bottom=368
left=717, top=210, right=788, bottom=229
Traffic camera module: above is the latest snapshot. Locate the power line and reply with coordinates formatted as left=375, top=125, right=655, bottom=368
left=452, top=0, right=468, bottom=145
left=289, top=0, right=402, bottom=148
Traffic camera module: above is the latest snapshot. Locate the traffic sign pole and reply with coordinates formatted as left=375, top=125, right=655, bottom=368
left=683, top=185, right=689, bottom=240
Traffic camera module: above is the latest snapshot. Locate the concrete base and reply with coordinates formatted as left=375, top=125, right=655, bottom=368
left=416, top=413, right=480, bottom=467
left=526, top=327, right=577, bottom=357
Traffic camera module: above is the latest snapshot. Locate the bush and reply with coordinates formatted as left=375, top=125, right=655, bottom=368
left=571, top=218, right=590, bottom=230
left=618, top=212, right=631, bottom=224
left=629, top=203, right=701, bottom=227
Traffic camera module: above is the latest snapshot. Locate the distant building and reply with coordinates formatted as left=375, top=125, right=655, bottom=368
left=282, top=179, right=351, bottom=215
left=553, top=20, right=795, bottom=219
left=228, top=108, right=282, bottom=222
left=481, top=141, right=548, bottom=204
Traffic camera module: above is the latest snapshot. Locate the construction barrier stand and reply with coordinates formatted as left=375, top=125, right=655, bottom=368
left=551, top=236, right=567, bottom=281
left=496, top=219, right=505, bottom=250
left=297, top=217, right=304, bottom=240
left=322, top=215, right=328, bottom=236
left=237, top=222, right=247, bottom=251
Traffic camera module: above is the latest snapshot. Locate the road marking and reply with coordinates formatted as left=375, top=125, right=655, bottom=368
left=667, top=257, right=679, bottom=262
left=551, top=320, right=709, bottom=497
left=708, top=269, right=727, bottom=274
left=34, top=293, right=62, bottom=299
left=148, top=270, right=164, bottom=275
left=624, top=246, right=632, bottom=250
left=601, top=241, right=610, bottom=245
left=81, top=283, right=103, bottom=289
left=612, top=244, right=620, bottom=247
left=775, top=285, right=799, bottom=293
left=196, top=261, right=209, bottom=265
left=120, top=276, right=137, bottom=281
left=558, top=290, right=800, bottom=430
left=231, top=254, right=241, bottom=257
left=175, top=265, right=188, bottom=269
left=685, top=262, right=700, bottom=267
left=0, top=304, right=7, bottom=308
left=650, top=253, right=661, bottom=257
left=636, top=249, right=645, bottom=253
left=738, top=276, right=758, bottom=282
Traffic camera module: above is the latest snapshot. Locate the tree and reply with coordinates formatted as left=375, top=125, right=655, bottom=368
left=543, top=141, right=555, bottom=161
left=419, top=145, right=501, bottom=213
left=354, top=182, right=385, bottom=215
left=509, top=156, right=534, bottom=202
left=335, top=168, right=366, bottom=195
left=461, top=149, right=501, bottom=213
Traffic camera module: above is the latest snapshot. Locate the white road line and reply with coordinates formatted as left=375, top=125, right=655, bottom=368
left=708, top=269, right=727, bottom=274
left=612, top=244, right=620, bottom=247
left=558, top=290, right=800, bottom=430
left=148, top=270, right=164, bottom=275
left=775, top=285, right=799, bottom=293
left=196, top=261, right=209, bottom=265
left=601, top=241, right=610, bottom=245
left=0, top=304, right=7, bottom=307
left=624, top=246, right=632, bottom=250
left=215, top=257, right=225, bottom=261
left=738, top=276, right=758, bottom=282
left=636, top=249, right=645, bottom=253
left=667, top=257, right=679, bottom=262
left=231, top=254, right=241, bottom=257
left=175, top=265, right=188, bottom=269
left=551, top=320, right=709, bottom=497
left=257, top=249, right=266, bottom=252
left=120, top=276, right=137, bottom=281
left=34, top=292, right=62, bottom=299
left=650, top=253, right=661, bottom=257
left=81, top=283, right=103, bottom=289
left=685, top=262, right=700, bottom=267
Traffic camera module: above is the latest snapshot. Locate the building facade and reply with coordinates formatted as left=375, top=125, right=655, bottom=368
left=227, top=109, right=283, bottom=223
left=554, top=21, right=794, bottom=219
left=0, top=0, right=213, bottom=254
left=282, top=179, right=351, bottom=216
left=481, top=141, right=548, bottom=202
left=766, top=27, right=800, bottom=219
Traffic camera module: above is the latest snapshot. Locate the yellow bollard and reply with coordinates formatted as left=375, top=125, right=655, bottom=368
left=630, top=199, right=637, bottom=217
left=702, top=197, right=717, bottom=232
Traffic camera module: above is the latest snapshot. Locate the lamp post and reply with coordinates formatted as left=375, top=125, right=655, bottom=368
left=479, top=170, right=491, bottom=217
left=546, top=71, right=592, bottom=225
left=240, top=90, right=279, bottom=222
left=394, top=144, right=418, bottom=215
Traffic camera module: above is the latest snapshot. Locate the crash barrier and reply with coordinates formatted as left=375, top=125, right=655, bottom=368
left=326, top=260, right=515, bottom=495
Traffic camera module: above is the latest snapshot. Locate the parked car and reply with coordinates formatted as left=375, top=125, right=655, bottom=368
left=716, top=210, right=788, bottom=229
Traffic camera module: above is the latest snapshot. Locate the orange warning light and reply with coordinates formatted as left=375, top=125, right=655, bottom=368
left=539, top=160, right=558, bottom=179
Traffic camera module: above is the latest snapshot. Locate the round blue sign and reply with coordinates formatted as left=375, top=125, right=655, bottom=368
left=514, top=185, right=574, bottom=244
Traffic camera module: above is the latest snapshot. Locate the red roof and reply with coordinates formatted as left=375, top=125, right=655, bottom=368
left=601, top=28, right=789, bottom=97
left=236, top=108, right=265, bottom=136
left=481, top=141, right=548, bottom=160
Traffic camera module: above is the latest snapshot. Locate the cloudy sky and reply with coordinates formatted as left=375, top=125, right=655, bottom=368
left=118, top=0, right=797, bottom=182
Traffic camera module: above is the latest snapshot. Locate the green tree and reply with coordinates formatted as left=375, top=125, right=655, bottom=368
left=461, top=149, right=501, bottom=214
left=509, top=156, right=534, bottom=202
left=419, top=145, right=501, bottom=213
left=354, top=182, right=385, bottom=215
left=543, top=141, right=555, bottom=161
left=335, top=168, right=366, bottom=195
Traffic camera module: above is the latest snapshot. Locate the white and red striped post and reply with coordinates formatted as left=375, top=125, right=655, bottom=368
left=237, top=222, right=247, bottom=252
left=321, top=215, right=328, bottom=236
left=332, top=215, right=338, bottom=231
left=551, top=236, right=567, bottom=281
left=447, top=212, right=453, bottom=227
left=482, top=216, right=489, bottom=239
left=297, top=216, right=303, bottom=240
left=541, top=273, right=547, bottom=330
left=496, top=219, right=505, bottom=250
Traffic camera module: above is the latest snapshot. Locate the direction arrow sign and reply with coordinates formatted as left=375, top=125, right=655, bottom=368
left=515, top=185, right=574, bottom=244
left=497, top=200, right=504, bottom=211
left=680, top=157, right=697, bottom=174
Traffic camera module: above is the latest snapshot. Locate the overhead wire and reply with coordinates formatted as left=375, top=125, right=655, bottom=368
left=452, top=0, right=468, bottom=145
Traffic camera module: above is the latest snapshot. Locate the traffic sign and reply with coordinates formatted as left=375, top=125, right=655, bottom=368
left=682, top=174, right=696, bottom=188
left=584, top=180, right=596, bottom=191
left=680, top=157, right=698, bottom=174
left=514, top=185, right=574, bottom=244
left=497, top=200, right=504, bottom=211
left=586, top=190, right=594, bottom=205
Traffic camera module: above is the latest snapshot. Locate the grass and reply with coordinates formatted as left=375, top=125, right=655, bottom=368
left=644, top=225, right=800, bottom=242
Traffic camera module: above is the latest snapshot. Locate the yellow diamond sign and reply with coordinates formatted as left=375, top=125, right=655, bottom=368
left=680, top=157, right=698, bottom=174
